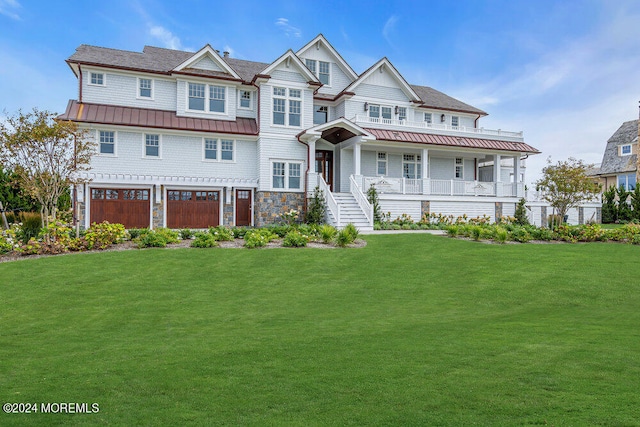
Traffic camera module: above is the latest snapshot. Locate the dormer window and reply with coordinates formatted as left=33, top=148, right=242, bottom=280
left=397, top=107, right=407, bottom=121
left=187, top=82, right=226, bottom=114
left=89, top=72, right=105, bottom=86
left=451, top=116, right=459, bottom=128
left=138, top=78, right=153, bottom=98
left=239, top=90, right=252, bottom=109
left=621, top=144, right=632, bottom=156
left=304, top=59, right=330, bottom=85
left=424, top=113, right=432, bottom=124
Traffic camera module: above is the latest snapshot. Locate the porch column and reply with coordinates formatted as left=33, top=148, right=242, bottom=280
left=307, top=136, right=319, bottom=192
left=353, top=141, right=362, bottom=176
left=494, top=154, right=502, bottom=197
left=422, top=148, right=430, bottom=195
left=513, top=155, right=522, bottom=197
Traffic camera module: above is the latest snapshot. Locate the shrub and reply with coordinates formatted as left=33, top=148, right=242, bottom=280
left=306, top=186, right=326, bottom=224
left=265, top=224, right=290, bottom=238
left=191, top=232, right=219, bottom=248
left=281, top=209, right=299, bottom=225
left=343, top=223, right=359, bottom=241
left=232, top=227, right=251, bottom=239
left=0, top=224, right=21, bottom=253
left=153, top=228, right=180, bottom=244
left=446, top=225, right=459, bottom=237
left=179, top=228, right=194, bottom=240
left=282, top=230, right=310, bottom=247
left=632, top=234, right=640, bottom=245
left=127, top=228, right=147, bottom=240
left=495, top=227, right=508, bottom=244
left=547, top=214, right=563, bottom=229
left=529, top=227, right=555, bottom=241
left=514, top=198, right=530, bottom=226
left=319, top=224, right=337, bottom=243
left=209, top=226, right=234, bottom=241
left=601, top=186, right=617, bottom=223
left=367, top=185, right=382, bottom=223
left=470, top=225, right=482, bottom=241
left=244, top=229, right=276, bottom=248
left=510, top=226, right=531, bottom=243
left=18, top=212, right=43, bottom=244
left=335, top=224, right=359, bottom=247
left=85, top=221, right=126, bottom=250
left=136, top=231, right=168, bottom=248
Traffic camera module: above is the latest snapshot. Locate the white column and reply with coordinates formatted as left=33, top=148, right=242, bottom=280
left=422, top=148, right=430, bottom=195
left=353, top=142, right=362, bottom=177
left=493, top=154, right=502, bottom=182
left=307, top=136, right=319, bottom=191
left=513, top=155, right=522, bottom=197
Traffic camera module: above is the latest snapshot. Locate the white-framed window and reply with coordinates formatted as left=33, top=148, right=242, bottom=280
left=313, top=105, right=328, bottom=125
left=377, top=152, right=387, bottom=176
left=620, top=144, right=632, bottom=156
left=238, top=90, right=252, bottom=109
left=272, top=161, right=303, bottom=190
left=304, top=59, right=330, bottom=85
left=89, top=72, right=105, bottom=86
left=455, top=158, right=464, bottom=179
left=618, top=173, right=636, bottom=190
left=368, top=104, right=392, bottom=122
left=397, top=107, right=407, bottom=121
left=202, top=138, right=235, bottom=162
left=451, top=116, right=459, bottom=128
left=402, top=154, right=422, bottom=179
left=187, top=82, right=227, bottom=114
left=138, top=78, right=153, bottom=99
left=144, top=134, right=160, bottom=158
left=424, top=112, right=432, bottom=124
left=273, top=87, right=302, bottom=127
left=98, top=130, right=115, bottom=155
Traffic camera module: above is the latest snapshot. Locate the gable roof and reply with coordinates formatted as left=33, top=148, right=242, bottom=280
left=260, top=49, right=320, bottom=84
left=596, top=119, right=639, bottom=175
left=411, top=85, right=487, bottom=116
left=345, top=57, right=421, bottom=102
left=171, top=44, right=241, bottom=80
left=296, top=34, right=358, bottom=81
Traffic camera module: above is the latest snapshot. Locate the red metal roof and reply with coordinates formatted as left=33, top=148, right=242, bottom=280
left=364, top=128, right=540, bottom=153
left=58, top=100, right=258, bottom=135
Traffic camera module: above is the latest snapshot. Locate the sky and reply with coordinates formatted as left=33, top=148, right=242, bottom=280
left=1, top=0, right=639, bottom=184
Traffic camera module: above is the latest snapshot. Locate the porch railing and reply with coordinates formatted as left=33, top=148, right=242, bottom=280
left=350, top=175, right=374, bottom=225
left=318, top=175, right=340, bottom=225
left=358, top=176, right=524, bottom=198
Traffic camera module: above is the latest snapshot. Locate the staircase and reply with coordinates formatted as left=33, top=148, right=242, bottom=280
left=327, top=192, right=373, bottom=231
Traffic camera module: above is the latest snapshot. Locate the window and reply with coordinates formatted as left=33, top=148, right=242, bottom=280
left=305, top=59, right=316, bottom=74
left=98, top=130, right=115, bottom=155
left=368, top=104, right=392, bottom=122
left=221, top=140, right=234, bottom=161
left=273, top=87, right=302, bottom=127
left=272, top=161, right=303, bottom=190
left=402, top=154, right=422, bottom=179
left=621, top=144, right=632, bottom=156
left=451, top=116, right=459, bottom=128
left=89, top=72, right=104, bottom=86
left=424, top=113, right=432, bottom=124
left=204, top=138, right=217, bottom=160
left=618, top=173, right=636, bottom=190
left=239, top=90, right=252, bottom=109
left=313, top=105, right=328, bottom=125
left=123, top=190, right=149, bottom=200
left=397, top=107, right=407, bottom=121
left=455, top=158, right=464, bottom=179
left=188, top=83, right=205, bottom=111
left=369, top=105, right=380, bottom=120
left=91, top=189, right=105, bottom=199
left=209, top=85, right=225, bottom=113
left=377, top=152, right=387, bottom=175
left=318, top=61, right=330, bottom=85
left=138, top=78, right=152, bottom=98
left=106, top=189, right=119, bottom=200
left=145, top=134, right=160, bottom=157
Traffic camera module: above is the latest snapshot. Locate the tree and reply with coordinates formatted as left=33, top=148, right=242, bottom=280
left=514, top=197, right=530, bottom=226
left=616, top=185, right=632, bottom=222
left=601, top=185, right=617, bottom=223
left=0, top=109, right=95, bottom=229
left=535, top=157, right=601, bottom=225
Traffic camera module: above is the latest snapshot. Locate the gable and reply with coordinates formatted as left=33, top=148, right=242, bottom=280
left=261, top=49, right=319, bottom=85
left=172, top=45, right=241, bottom=80
left=355, top=67, right=411, bottom=102
left=296, top=34, right=358, bottom=81
left=270, top=62, right=309, bottom=84
left=192, top=56, right=223, bottom=72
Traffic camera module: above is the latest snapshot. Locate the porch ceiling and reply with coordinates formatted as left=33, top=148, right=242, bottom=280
left=321, top=127, right=357, bottom=144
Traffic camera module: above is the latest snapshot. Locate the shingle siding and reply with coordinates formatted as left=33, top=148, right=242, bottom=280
left=83, top=71, right=177, bottom=111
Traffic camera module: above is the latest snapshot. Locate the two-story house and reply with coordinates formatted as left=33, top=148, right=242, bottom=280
left=591, top=119, right=639, bottom=191
left=60, top=34, right=539, bottom=230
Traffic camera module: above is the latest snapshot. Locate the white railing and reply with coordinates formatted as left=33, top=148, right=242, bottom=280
left=361, top=176, right=423, bottom=195
left=353, top=114, right=524, bottom=139
left=350, top=175, right=374, bottom=225
left=318, top=175, right=340, bottom=225
left=359, top=176, right=524, bottom=198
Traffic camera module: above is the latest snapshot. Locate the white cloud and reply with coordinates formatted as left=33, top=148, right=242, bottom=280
left=382, top=15, right=399, bottom=48
left=149, top=25, right=184, bottom=50
left=275, top=18, right=301, bottom=38
left=0, top=0, right=21, bottom=20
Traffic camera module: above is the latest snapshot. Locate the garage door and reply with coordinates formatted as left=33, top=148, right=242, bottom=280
left=90, top=188, right=150, bottom=229
left=167, top=190, right=220, bottom=229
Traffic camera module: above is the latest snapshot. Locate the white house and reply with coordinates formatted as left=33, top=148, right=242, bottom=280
left=60, top=34, right=540, bottom=230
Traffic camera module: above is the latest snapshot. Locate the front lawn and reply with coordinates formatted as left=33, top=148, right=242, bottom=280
left=1, top=235, right=639, bottom=425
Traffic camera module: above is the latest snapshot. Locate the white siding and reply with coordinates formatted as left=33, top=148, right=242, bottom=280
left=430, top=157, right=453, bottom=180
left=298, top=44, right=354, bottom=95
left=83, top=71, right=176, bottom=111
left=430, top=201, right=496, bottom=222
left=334, top=102, right=346, bottom=120
left=361, top=150, right=377, bottom=176
left=356, top=84, right=409, bottom=102
left=379, top=200, right=422, bottom=220
left=271, top=69, right=308, bottom=83
left=175, top=80, right=238, bottom=121
left=339, top=149, right=353, bottom=192
left=236, top=89, right=257, bottom=119
left=192, top=56, right=222, bottom=72
left=257, top=136, right=307, bottom=192
left=502, top=202, right=516, bottom=218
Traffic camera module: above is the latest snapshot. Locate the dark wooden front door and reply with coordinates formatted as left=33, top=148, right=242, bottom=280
left=167, top=190, right=220, bottom=229
left=315, top=150, right=333, bottom=190
left=235, top=189, right=252, bottom=226
left=90, top=188, right=150, bottom=229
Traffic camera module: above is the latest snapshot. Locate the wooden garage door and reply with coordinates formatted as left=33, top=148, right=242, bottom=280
left=167, top=190, right=220, bottom=229
left=90, top=188, right=150, bottom=229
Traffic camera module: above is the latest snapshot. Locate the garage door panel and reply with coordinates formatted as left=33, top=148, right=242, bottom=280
left=167, top=190, right=219, bottom=229
left=90, top=188, right=150, bottom=229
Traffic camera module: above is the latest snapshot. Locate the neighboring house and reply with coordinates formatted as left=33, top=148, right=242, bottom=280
left=60, top=34, right=540, bottom=231
left=591, top=119, right=639, bottom=191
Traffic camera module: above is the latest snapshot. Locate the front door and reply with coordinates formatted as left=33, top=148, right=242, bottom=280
left=235, top=189, right=252, bottom=226
left=315, top=150, right=334, bottom=191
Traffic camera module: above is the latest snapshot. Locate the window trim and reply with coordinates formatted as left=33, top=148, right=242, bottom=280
left=143, top=133, right=162, bottom=159
left=620, top=144, right=632, bottom=156
left=424, top=112, right=433, bottom=125
left=402, top=153, right=422, bottom=179
left=88, top=72, right=106, bottom=87
left=454, top=157, right=464, bottom=180
left=618, top=173, right=636, bottom=190
left=238, top=89, right=253, bottom=110
left=97, top=130, right=117, bottom=156
left=313, top=105, right=328, bottom=125
left=272, top=86, right=303, bottom=128
left=377, top=152, right=387, bottom=176
left=451, top=115, right=460, bottom=128
left=185, top=81, right=228, bottom=116
left=137, top=77, right=154, bottom=100
left=368, top=103, right=393, bottom=123
left=201, top=137, right=235, bottom=163
left=271, top=160, right=304, bottom=191
left=304, top=59, right=331, bottom=87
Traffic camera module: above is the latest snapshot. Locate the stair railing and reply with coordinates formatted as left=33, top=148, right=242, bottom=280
left=349, top=174, right=373, bottom=226
left=318, top=175, right=340, bottom=226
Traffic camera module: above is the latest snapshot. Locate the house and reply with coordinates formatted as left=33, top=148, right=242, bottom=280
left=59, top=34, right=540, bottom=231
left=590, top=119, right=639, bottom=191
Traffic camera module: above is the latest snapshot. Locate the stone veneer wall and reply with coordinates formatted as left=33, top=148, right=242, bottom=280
left=421, top=200, right=430, bottom=219
left=541, top=206, right=548, bottom=227
left=223, top=202, right=234, bottom=226
left=152, top=201, right=163, bottom=229
left=255, top=191, right=305, bottom=227
left=495, top=202, right=503, bottom=221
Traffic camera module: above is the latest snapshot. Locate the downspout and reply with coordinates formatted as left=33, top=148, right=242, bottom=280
left=78, top=64, right=83, bottom=103
left=474, top=114, right=481, bottom=128
left=297, top=134, right=310, bottom=213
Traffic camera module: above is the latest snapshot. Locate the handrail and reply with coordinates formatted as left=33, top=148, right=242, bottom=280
left=350, top=175, right=373, bottom=226
left=318, top=175, right=340, bottom=226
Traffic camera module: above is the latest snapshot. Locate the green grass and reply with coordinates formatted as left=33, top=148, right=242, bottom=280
left=1, top=235, right=640, bottom=425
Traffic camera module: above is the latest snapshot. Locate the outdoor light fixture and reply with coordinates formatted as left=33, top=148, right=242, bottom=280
left=441, top=114, right=446, bottom=122
left=394, top=106, right=399, bottom=115
left=364, top=102, right=368, bottom=111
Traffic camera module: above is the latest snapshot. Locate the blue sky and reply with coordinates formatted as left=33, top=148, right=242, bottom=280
left=1, top=0, right=639, bottom=183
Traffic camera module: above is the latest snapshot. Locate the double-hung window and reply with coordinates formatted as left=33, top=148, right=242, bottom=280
left=455, top=158, right=464, bottom=179
left=305, top=59, right=316, bottom=74
left=451, top=116, right=459, bottom=128
left=98, top=130, right=115, bottom=155
left=239, top=90, right=252, bottom=109
left=313, top=105, right=328, bottom=125
left=272, top=161, right=302, bottom=190
left=402, top=154, right=422, bottom=179
left=304, top=59, right=330, bottom=85
left=188, top=83, right=206, bottom=111
left=204, top=138, right=217, bottom=160
left=138, top=78, right=152, bottom=98
left=424, top=113, right=432, bottom=124
left=397, top=107, right=407, bottom=121
left=203, top=138, right=234, bottom=161
left=90, top=72, right=104, bottom=86
left=369, top=104, right=392, bottom=122
left=209, top=85, right=225, bottom=113
left=273, top=87, right=302, bottom=127
left=188, top=82, right=226, bottom=113
left=145, top=134, right=160, bottom=157
left=377, top=152, right=387, bottom=175
left=221, top=140, right=234, bottom=161
left=618, top=173, right=636, bottom=190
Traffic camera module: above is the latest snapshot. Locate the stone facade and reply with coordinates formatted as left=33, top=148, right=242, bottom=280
left=152, top=201, right=163, bottom=229
left=223, top=201, right=234, bottom=226
left=420, top=200, right=430, bottom=219
left=255, top=191, right=305, bottom=227
left=494, top=202, right=503, bottom=221
left=578, top=207, right=584, bottom=225
left=541, top=206, right=548, bottom=227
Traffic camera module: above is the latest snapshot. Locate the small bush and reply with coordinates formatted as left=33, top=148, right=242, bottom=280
left=343, top=223, right=359, bottom=241
left=244, top=229, right=276, bottom=248
left=335, top=224, right=358, bottom=247
left=232, top=227, right=251, bottom=239
left=470, top=225, right=482, bottom=241
left=282, top=230, right=310, bottom=247
left=446, top=225, right=459, bottom=237
left=495, top=227, right=508, bottom=244
left=18, top=212, right=43, bottom=244
left=136, top=231, right=167, bottom=248
left=191, top=232, right=219, bottom=248
left=209, top=226, right=234, bottom=241
left=632, top=234, right=640, bottom=245
left=547, top=214, right=563, bottom=229
left=127, top=228, right=147, bottom=240
left=179, top=228, right=194, bottom=240
left=153, top=228, right=180, bottom=244
left=319, top=224, right=337, bottom=243
left=265, top=225, right=290, bottom=238
left=85, top=221, right=127, bottom=249
left=306, top=186, right=326, bottom=224
left=510, top=227, right=531, bottom=243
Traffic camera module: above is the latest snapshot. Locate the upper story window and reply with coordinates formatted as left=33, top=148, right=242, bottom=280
left=620, top=144, right=632, bottom=156
left=239, top=90, right=252, bottom=109
left=98, top=130, right=115, bottom=155
left=203, top=138, right=234, bottom=161
left=424, top=113, right=432, bottom=124
left=272, top=161, right=302, bottom=190
left=145, top=134, right=160, bottom=157
left=187, top=82, right=226, bottom=114
left=451, top=116, right=459, bottom=128
left=273, top=87, right=302, bottom=127
left=313, top=105, right=328, bottom=125
left=138, top=78, right=153, bottom=99
left=618, top=173, right=636, bottom=190
left=397, top=107, right=407, bottom=121
left=377, top=152, right=387, bottom=175
left=221, top=139, right=234, bottom=161
left=369, top=104, right=392, bottom=122
left=455, top=158, right=464, bottom=179
left=402, top=154, right=422, bottom=179
left=89, top=72, right=105, bottom=86
left=304, top=59, right=330, bottom=85
left=204, top=138, right=217, bottom=160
